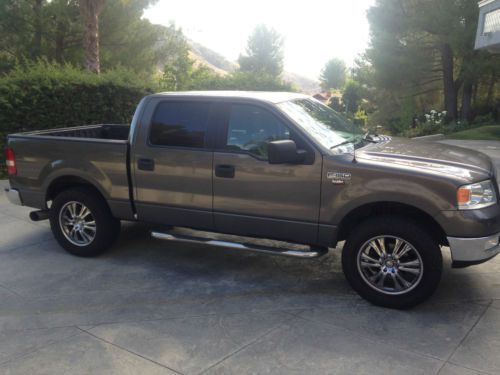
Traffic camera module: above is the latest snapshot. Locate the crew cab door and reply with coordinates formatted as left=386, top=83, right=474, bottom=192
left=212, top=102, right=322, bottom=244
left=131, top=98, right=216, bottom=230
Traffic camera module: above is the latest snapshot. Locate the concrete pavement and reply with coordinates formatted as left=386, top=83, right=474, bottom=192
left=0, top=140, right=500, bottom=374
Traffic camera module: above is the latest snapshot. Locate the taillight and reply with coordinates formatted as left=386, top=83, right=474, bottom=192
left=5, top=148, right=17, bottom=176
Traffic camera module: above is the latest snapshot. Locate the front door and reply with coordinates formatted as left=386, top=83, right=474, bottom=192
left=212, top=102, right=322, bottom=244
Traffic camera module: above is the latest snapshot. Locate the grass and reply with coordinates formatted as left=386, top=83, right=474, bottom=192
left=448, top=125, right=500, bottom=141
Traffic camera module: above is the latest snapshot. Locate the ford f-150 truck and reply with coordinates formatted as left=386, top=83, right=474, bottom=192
left=4, top=91, right=500, bottom=309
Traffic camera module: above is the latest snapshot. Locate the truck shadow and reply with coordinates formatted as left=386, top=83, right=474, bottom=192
left=99, top=222, right=499, bottom=307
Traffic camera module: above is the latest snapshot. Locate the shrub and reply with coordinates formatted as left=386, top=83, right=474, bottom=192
left=186, top=71, right=296, bottom=91
left=0, top=61, right=155, bottom=176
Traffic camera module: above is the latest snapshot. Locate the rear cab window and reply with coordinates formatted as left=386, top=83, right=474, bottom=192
left=149, top=101, right=210, bottom=148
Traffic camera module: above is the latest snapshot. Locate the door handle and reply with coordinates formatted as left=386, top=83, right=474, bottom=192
left=138, top=158, right=155, bottom=171
left=215, top=164, right=235, bottom=178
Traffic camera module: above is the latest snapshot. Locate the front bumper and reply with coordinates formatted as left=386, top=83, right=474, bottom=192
left=4, top=188, right=23, bottom=206
left=448, top=232, right=500, bottom=267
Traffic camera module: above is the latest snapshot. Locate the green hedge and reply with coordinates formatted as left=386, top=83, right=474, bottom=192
left=0, top=61, right=154, bottom=176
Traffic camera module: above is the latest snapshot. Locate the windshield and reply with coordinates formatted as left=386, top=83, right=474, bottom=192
left=277, top=98, right=364, bottom=150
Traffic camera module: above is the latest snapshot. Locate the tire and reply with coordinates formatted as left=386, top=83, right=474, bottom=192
left=49, top=187, right=121, bottom=257
left=342, top=216, right=442, bottom=309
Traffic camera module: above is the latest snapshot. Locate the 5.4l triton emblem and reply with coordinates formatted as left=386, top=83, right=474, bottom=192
left=327, top=171, right=352, bottom=185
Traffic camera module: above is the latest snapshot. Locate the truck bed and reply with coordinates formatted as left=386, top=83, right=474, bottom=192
left=14, top=124, right=130, bottom=142
left=7, top=123, right=133, bottom=218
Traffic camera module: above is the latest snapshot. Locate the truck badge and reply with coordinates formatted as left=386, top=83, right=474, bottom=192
left=327, top=172, right=351, bottom=185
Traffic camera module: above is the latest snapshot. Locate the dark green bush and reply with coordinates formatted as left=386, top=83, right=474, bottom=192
left=186, top=71, right=296, bottom=91
left=0, top=61, right=155, bottom=176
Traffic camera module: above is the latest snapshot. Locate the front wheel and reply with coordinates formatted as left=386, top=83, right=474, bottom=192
left=342, top=216, right=442, bottom=309
left=49, top=187, right=121, bottom=257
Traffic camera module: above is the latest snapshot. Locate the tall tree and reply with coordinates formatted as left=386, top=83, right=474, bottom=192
left=79, top=0, right=105, bottom=73
left=319, top=58, right=347, bottom=90
left=366, top=0, right=490, bottom=122
left=32, top=0, right=44, bottom=59
left=238, top=25, right=284, bottom=78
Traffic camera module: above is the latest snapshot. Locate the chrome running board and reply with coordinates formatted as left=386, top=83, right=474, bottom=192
left=151, top=231, right=327, bottom=259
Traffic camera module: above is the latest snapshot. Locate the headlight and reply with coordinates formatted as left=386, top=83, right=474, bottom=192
left=457, top=180, right=497, bottom=210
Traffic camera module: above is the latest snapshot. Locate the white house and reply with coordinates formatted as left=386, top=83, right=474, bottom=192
left=475, top=0, right=500, bottom=52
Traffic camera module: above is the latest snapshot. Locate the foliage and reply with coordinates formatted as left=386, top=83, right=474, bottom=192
left=0, top=60, right=155, bottom=174
left=238, top=25, right=284, bottom=78
left=0, top=0, right=176, bottom=75
left=360, top=0, right=500, bottom=135
left=342, top=79, right=363, bottom=113
left=185, top=71, right=296, bottom=92
left=319, top=58, right=346, bottom=90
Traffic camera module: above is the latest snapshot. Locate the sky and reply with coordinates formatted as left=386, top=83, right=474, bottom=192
left=144, top=0, right=376, bottom=81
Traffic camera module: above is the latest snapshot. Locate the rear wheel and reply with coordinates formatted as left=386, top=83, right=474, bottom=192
left=342, top=216, right=442, bottom=309
left=50, top=187, right=120, bottom=257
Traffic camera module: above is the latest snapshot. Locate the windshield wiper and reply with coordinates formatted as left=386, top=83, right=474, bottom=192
left=330, top=137, right=357, bottom=149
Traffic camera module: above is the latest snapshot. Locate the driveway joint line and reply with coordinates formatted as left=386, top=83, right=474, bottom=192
left=197, top=313, right=297, bottom=375
left=436, top=300, right=493, bottom=375
left=0, top=284, right=23, bottom=298
left=289, top=309, right=447, bottom=363
left=76, top=326, right=185, bottom=375
left=445, top=360, right=494, bottom=375
left=0, top=328, right=82, bottom=367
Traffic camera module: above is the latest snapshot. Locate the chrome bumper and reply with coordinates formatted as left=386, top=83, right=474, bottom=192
left=448, top=232, right=500, bottom=265
left=4, top=188, right=23, bottom=206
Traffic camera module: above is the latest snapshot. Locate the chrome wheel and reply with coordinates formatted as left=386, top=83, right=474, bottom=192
left=59, top=201, right=96, bottom=247
left=357, top=236, right=423, bottom=295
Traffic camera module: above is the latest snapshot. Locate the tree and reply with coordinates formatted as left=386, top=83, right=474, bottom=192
left=319, top=58, right=346, bottom=90
left=365, top=0, right=496, bottom=123
left=238, top=25, right=284, bottom=78
left=0, top=0, right=170, bottom=74
left=79, top=0, right=106, bottom=73
left=161, top=39, right=195, bottom=91
left=342, top=79, right=363, bottom=113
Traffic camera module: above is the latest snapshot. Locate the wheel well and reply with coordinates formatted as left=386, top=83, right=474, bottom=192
left=46, top=176, right=105, bottom=204
left=337, top=202, right=448, bottom=246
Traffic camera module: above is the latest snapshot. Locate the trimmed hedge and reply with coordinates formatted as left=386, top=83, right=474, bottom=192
left=0, top=61, right=154, bottom=176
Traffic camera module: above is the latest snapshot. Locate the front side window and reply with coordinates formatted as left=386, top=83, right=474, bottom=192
left=225, top=104, right=290, bottom=159
left=150, top=101, right=210, bottom=148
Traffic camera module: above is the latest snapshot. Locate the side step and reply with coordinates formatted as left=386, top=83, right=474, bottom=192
left=151, top=231, right=328, bottom=259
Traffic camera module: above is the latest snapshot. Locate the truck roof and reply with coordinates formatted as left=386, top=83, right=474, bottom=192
left=150, top=91, right=309, bottom=104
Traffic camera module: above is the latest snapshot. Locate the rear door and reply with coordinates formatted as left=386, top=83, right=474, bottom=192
left=132, top=98, right=216, bottom=230
left=212, top=102, right=323, bottom=244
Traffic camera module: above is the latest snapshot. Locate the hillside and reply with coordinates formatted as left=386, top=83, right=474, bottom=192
left=188, top=40, right=320, bottom=93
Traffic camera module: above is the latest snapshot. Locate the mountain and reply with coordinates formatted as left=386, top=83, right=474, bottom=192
left=189, top=41, right=237, bottom=74
left=187, top=40, right=320, bottom=93
left=282, top=71, right=320, bottom=94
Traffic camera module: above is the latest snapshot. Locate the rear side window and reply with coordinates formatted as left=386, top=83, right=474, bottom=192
left=150, top=101, right=210, bottom=148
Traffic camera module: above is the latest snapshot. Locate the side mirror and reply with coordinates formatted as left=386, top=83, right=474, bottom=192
left=268, top=140, right=306, bottom=164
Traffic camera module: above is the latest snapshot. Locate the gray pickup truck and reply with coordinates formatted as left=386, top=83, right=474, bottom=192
left=5, top=91, right=500, bottom=308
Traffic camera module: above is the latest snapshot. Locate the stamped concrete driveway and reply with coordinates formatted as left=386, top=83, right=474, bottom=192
left=1, top=140, right=500, bottom=375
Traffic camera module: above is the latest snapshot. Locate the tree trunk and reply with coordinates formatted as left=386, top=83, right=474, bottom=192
left=55, top=21, right=65, bottom=63
left=440, top=43, right=458, bottom=120
left=79, top=0, right=105, bottom=74
left=472, top=83, right=478, bottom=107
left=32, top=0, right=43, bottom=58
left=461, top=81, right=473, bottom=122
left=487, top=69, right=496, bottom=105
